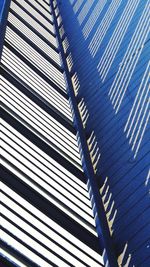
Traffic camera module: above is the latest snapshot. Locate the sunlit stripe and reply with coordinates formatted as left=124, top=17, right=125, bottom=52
left=2, top=96, right=74, bottom=161
left=1, top=133, right=87, bottom=213
left=1, top=119, right=88, bottom=193
left=129, top=82, right=149, bottom=145
left=15, top=0, right=54, bottom=29
left=109, top=2, right=150, bottom=112
left=67, top=53, right=74, bottom=72
left=113, top=33, right=149, bottom=112
left=124, top=62, right=150, bottom=136
left=78, top=98, right=89, bottom=128
left=133, top=108, right=150, bottom=158
left=5, top=27, right=66, bottom=90
left=1, top=77, right=74, bottom=142
left=1, top=217, right=70, bottom=267
left=1, top=140, right=87, bottom=220
left=69, top=0, right=76, bottom=5
left=131, top=95, right=149, bottom=149
left=72, top=72, right=80, bottom=96
left=145, top=169, right=150, bottom=187
left=2, top=132, right=84, bottom=204
left=73, top=0, right=84, bottom=14
left=77, top=0, right=95, bottom=26
left=0, top=248, right=26, bottom=267
left=1, top=195, right=91, bottom=262
left=1, top=206, right=94, bottom=267
left=53, top=0, right=58, bottom=9
left=36, top=0, right=51, bottom=11
left=62, top=37, right=70, bottom=53
left=89, top=0, right=122, bottom=57
left=83, top=0, right=107, bottom=39
left=55, top=6, right=60, bottom=17
left=1, top=126, right=90, bottom=206
left=1, top=63, right=70, bottom=123
left=1, top=76, right=76, bottom=144
left=57, top=15, right=62, bottom=27
left=1, top=96, right=82, bottom=167
left=2, top=46, right=65, bottom=97
left=1, top=55, right=72, bottom=120
left=98, top=0, right=140, bottom=81
left=1, top=47, right=72, bottom=120
left=59, top=25, right=65, bottom=39
left=10, top=1, right=57, bottom=47
left=1, top=203, right=100, bottom=267
left=28, top=0, right=52, bottom=18
left=8, top=12, right=61, bottom=65
left=1, top=157, right=96, bottom=234
left=1, top=231, right=52, bottom=267
left=124, top=62, right=150, bottom=157
left=0, top=182, right=101, bottom=261
left=1, top=87, right=80, bottom=160
left=1, top=130, right=89, bottom=213
left=45, top=0, right=50, bottom=4
left=2, top=48, right=68, bottom=109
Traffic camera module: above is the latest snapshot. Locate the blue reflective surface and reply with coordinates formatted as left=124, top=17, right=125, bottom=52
left=0, top=0, right=5, bottom=22
left=59, top=1, right=150, bottom=266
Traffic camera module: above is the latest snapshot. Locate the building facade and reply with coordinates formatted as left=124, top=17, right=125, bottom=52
left=0, top=0, right=149, bottom=267
left=0, top=0, right=105, bottom=266
left=58, top=0, right=150, bottom=266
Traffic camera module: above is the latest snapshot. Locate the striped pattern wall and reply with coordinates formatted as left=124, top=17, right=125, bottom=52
left=0, top=0, right=104, bottom=266
left=59, top=0, right=150, bottom=266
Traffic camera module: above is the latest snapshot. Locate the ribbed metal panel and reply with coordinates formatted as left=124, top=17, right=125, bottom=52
left=0, top=1, right=104, bottom=266
left=59, top=0, right=150, bottom=266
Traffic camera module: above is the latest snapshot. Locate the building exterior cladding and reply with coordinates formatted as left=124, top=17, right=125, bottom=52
left=0, top=0, right=104, bottom=266
left=0, top=1, right=149, bottom=267
left=58, top=0, right=150, bottom=266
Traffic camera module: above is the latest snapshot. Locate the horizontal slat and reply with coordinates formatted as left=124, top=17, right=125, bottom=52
left=1, top=149, right=96, bottom=234
left=1, top=230, right=52, bottom=267
left=0, top=199, right=100, bottom=267
left=1, top=120, right=86, bottom=202
left=15, top=0, right=54, bottom=28
left=10, top=1, right=57, bottom=47
left=35, top=0, right=51, bottom=12
left=5, top=27, right=66, bottom=89
left=1, top=77, right=81, bottom=157
left=1, top=118, right=87, bottom=192
left=1, top=46, right=72, bottom=120
left=1, top=96, right=82, bottom=167
left=1, top=181, right=102, bottom=263
left=8, top=12, right=61, bottom=65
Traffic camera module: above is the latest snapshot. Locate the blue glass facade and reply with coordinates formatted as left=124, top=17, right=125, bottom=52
left=0, top=0, right=5, bottom=21
left=59, top=0, right=150, bottom=266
